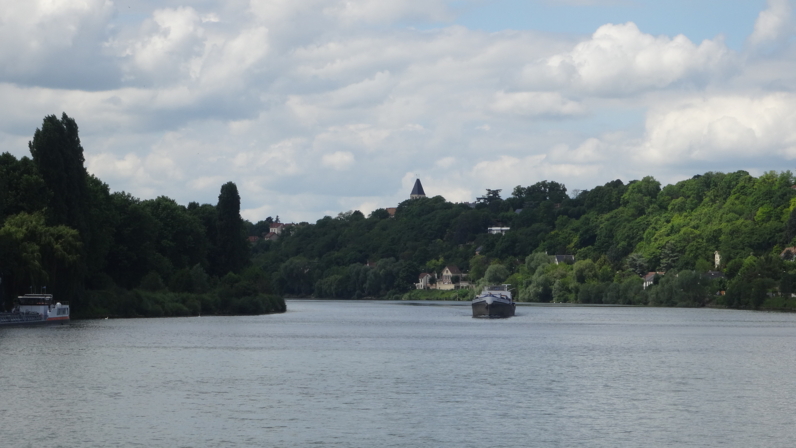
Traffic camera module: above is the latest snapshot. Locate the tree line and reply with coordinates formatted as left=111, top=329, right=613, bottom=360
left=4, top=113, right=796, bottom=315
left=0, top=114, right=284, bottom=317
left=250, top=171, right=796, bottom=310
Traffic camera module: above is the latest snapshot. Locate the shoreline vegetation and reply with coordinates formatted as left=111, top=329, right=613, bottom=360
left=1, top=113, right=285, bottom=319
left=4, top=113, right=796, bottom=318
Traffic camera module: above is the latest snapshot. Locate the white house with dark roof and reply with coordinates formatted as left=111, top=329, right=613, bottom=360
left=488, top=226, right=510, bottom=235
left=441, top=265, right=461, bottom=283
left=642, top=271, right=667, bottom=289
left=416, top=272, right=434, bottom=289
left=270, top=222, right=295, bottom=235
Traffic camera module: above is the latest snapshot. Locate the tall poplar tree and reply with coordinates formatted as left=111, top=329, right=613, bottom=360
left=27, top=113, right=114, bottom=298
left=214, top=182, right=249, bottom=275
left=29, top=113, right=89, bottom=234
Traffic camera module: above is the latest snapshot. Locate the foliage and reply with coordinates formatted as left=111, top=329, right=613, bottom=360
left=6, top=114, right=796, bottom=314
left=0, top=114, right=275, bottom=318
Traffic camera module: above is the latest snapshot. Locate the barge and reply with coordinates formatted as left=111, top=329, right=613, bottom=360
left=0, top=294, right=70, bottom=326
left=472, top=285, right=515, bottom=318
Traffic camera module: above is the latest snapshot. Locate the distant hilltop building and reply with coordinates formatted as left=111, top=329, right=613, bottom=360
left=410, top=179, right=426, bottom=199
left=380, top=179, right=426, bottom=219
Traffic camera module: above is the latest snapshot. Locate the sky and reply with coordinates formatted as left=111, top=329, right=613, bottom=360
left=1, top=0, right=794, bottom=223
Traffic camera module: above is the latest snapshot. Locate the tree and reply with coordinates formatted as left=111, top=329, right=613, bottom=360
left=0, top=212, right=81, bottom=299
left=27, top=114, right=115, bottom=301
left=476, top=189, right=502, bottom=204
left=511, top=181, right=568, bottom=204
left=525, top=252, right=551, bottom=274
left=786, top=208, right=796, bottom=244
left=484, top=264, right=509, bottom=284
left=573, top=259, right=598, bottom=283
left=215, top=182, right=250, bottom=276
left=659, top=241, right=679, bottom=271
left=626, top=253, right=648, bottom=276
left=104, top=192, right=159, bottom=288
left=0, top=153, right=50, bottom=223
left=28, top=113, right=89, bottom=233
left=141, top=196, right=208, bottom=274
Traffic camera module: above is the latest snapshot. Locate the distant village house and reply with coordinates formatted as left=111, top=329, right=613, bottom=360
left=488, top=226, right=510, bottom=235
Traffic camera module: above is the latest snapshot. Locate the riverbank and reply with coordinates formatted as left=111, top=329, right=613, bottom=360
left=76, top=287, right=286, bottom=319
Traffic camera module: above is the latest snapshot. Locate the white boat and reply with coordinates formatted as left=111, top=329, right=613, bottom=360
left=0, top=294, right=70, bottom=326
left=472, top=285, right=515, bottom=318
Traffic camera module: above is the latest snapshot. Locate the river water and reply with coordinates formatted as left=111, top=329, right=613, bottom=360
left=2, top=300, right=796, bottom=447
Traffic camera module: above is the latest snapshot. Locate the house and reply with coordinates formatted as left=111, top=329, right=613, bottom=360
left=270, top=222, right=285, bottom=235
left=781, top=247, right=796, bottom=260
left=642, top=272, right=657, bottom=289
left=488, top=227, right=510, bottom=235
left=247, top=236, right=260, bottom=244
left=386, top=207, right=397, bottom=218
left=263, top=232, right=279, bottom=241
left=441, top=265, right=462, bottom=284
left=642, top=271, right=666, bottom=289
left=269, top=222, right=295, bottom=236
left=416, top=273, right=434, bottom=289
left=551, top=255, right=575, bottom=265
left=433, top=265, right=469, bottom=290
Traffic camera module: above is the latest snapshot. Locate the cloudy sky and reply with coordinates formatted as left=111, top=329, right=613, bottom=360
left=1, top=0, right=794, bottom=223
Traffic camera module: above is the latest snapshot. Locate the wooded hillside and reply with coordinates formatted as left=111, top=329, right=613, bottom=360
left=251, top=171, right=796, bottom=309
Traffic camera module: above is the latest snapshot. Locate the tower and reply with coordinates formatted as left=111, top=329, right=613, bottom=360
left=410, top=179, right=426, bottom=199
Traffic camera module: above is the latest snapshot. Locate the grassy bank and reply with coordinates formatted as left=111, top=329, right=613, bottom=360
left=759, top=296, right=796, bottom=311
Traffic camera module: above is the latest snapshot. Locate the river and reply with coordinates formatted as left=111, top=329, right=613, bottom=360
left=2, top=300, right=796, bottom=447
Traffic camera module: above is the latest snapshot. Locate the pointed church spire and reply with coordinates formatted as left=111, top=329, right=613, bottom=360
left=410, top=179, right=426, bottom=199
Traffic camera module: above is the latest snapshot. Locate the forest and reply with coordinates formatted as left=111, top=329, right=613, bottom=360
left=0, top=114, right=285, bottom=318
left=250, top=167, right=796, bottom=310
left=3, top=113, right=796, bottom=317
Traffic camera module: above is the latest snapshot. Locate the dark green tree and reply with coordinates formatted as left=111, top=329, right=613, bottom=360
left=27, top=113, right=104, bottom=302
left=786, top=208, right=796, bottom=244
left=0, top=153, right=50, bottom=223
left=28, top=113, right=89, bottom=233
left=215, top=182, right=249, bottom=275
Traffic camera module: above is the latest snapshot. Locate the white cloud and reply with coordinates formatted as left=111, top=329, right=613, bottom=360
left=640, top=93, right=796, bottom=163
left=127, top=7, right=206, bottom=81
left=471, top=154, right=603, bottom=192
left=0, top=0, right=115, bottom=87
left=491, top=91, right=585, bottom=117
left=323, top=0, right=453, bottom=24
left=435, top=157, right=456, bottom=168
left=535, top=22, right=732, bottom=95
left=322, top=151, right=356, bottom=170
left=748, top=0, right=793, bottom=47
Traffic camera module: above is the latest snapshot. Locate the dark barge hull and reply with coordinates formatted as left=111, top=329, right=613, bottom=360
left=472, top=301, right=515, bottom=318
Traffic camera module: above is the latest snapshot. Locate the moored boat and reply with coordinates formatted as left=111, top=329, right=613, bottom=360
left=472, top=285, right=515, bottom=318
left=0, top=294, right=70, bottom=326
